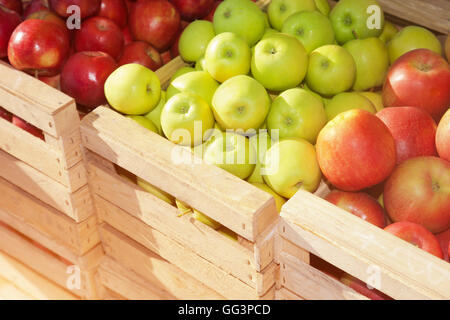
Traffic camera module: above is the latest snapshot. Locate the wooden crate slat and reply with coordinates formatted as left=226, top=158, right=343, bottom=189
left=155, top=57, right=189, bottom=87
left=280, top=190, right=450, bottom=300
left=275, top=287, right=304, bottom=300
left=100, top=225, right=226, bottom=300
left=43, top=128, right=84, bottom=169
left=81, top=106, right=278, bottom=242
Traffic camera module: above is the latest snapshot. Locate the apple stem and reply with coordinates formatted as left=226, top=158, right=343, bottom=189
left=352, top=30, right=359, bottom=39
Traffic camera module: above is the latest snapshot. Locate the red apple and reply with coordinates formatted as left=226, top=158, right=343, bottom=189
left=129, top=0, right=180, bottom=52
left=49, top=0, right=100, bottom=19
left=325, top=190, right=386, bottom=228
left=12, top=116, right=44, bottom=140
left=0, top=0, right=21, bottom=15
left=435, top=229, right=450, bottom=262
left=74, top=16, right=124, bottom=61
left=376, top=107, right=438, bottom=164
left=38, top=74, right=61, bottom=89
left=0, top=5, right=21, bottom=58
left=0, top=107, right=12, bottom=122
left=340, top=274, right=392, bottom=300
left=122, top=25, right=133, bottom=46
left=384, top=221, right=444, bottom=259
left=384, top=156, right=450, bottom=234
left=204, top=0, right=222, bottom=22
left=383, top=49, right=450, bottom=122
left=161, top=50, right=172, bottom=65
left=98, top=0, right=127, bottom=29
left=60, top=51, right=117, bottom=108
left=26, top=9, right=69, bottom=37
left=170, top=32, right=180, bottom=58
left=118, top=41, right=162, bottom=71
left=23, top=0, right=49, bottom=18
left=436, top=109, right=450, bottom=161
left=170, top=0, right=214, bottom=21
left=8, top=19, right=70, bottom=76
left=316, top=109, right=397, bottom=192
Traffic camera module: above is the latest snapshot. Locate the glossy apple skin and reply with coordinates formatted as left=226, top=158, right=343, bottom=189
left=0, top=107, right=12, bottom=122
left=99, top=0, right=127, bottom=28
left=161, top=50, right=172, bottom=64
left=60, top=51, right=117, bottom=108
left=23, top=0, right=49, bottom=18
left=118, top=41, right=162, bottom=71
left=26, top=10, right=70, bottom=39
left=384, top=221, right=444, bottom=259
left=0, top=0, right=21, bottom=15
left=316, top=109, right=397, bottom=192
left=436, top=109, right=450, bottom=161
left=38, top=74, right=61, bottom=89
left=204, top=0, right=221, bottom=21
left=383, top=49, right=450, bottom=122
left=122, top=25, right=133, bottom=45
left=384, top=156, right=450, bottom=234
left=325, top=190, right=386, bottom=228
left=436, top=229, right=450, bottom=262
left=49, top=0, right=100, bottom=18
left=12, top=116, right=45, bottom=140
left=8, top=19, right=71, bottom=76
left=170, top=0, right=214, bottom=21
left=376, top=107, right=438, bottom=164
left=340, top=274, right=392, bottom=300
left=0, top=6, right=21, bottom=58
left=129, top=0, right=180, bottom=52
left=74, top=16, right=124, bottom=61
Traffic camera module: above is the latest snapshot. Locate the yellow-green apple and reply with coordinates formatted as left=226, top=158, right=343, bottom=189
left=267, top=0, right=316, bottom=31
left=387, top=26, right=442, bottom=64
left=359, top=91, right=383, bottom=111
left=217, top=226, right=238, bottom=241
left=105, top=63, right=161, bottom=115
left=166, top=66, right=195, bottom=99
left=325, top=190, right=386, bottom=228
left=8, top=19, right=71, bottom=76
left=251, top=182, right=286, bottom=213
left=179, top=20, right=215, bottom=62
left=203, top=131, right=256, bottom=180
left=193, top=210, right=222, bottom=229
left=436, top=109, right=450, bottom=161
left=0, top=6, right=20, bottom=58
left=436, top=229, right=450, bottom=262
left=252, top=33, right=308, bottom=91
left=267, top=88, right=327, bottom=143
left=384, top=222, right=444, bottom=258
left=376, top=107, right=437, bottom=164
left=343, top=37, right=389, bottom=91
left=384, top=156, right=450, bottom=234
left=281, top=11, right=335, bottom=53
left=316, top=109, right=396, bottom=191
left=145, top=91, right=166, bottom=135
left=314, top=0, right=330, bottom=16
left=330, top=0, right=384, bottom=44
left=379, top=21, right=398, bottom=44
left=213, top=0, right=265, bottom=46
left=205, top=32, right=251, bottom=83
left=168, top=71, right=219, bottom=106
left=306, top=44, right=356, bottom=97
left=325, top=92, right=376, bottom=121
left=262, top=28, right=278, bottom=39
left=161, top=92, right=214, bottom=146
left=212, top=75, right=270, bottom=131
left=175, top=199, right=191, bottom=215
left=195, top=56, right=207, bottom=71
left=247, top=130, right=272, bottom=183
left=382, top=49, right=450, bottom=121
left=262, top=138, right=321, bottom=198
left=263, top=12, right=270, bottom=28
left=137, top=177, right=175, bottom=205
left=127, top=115, right=159, bottom=134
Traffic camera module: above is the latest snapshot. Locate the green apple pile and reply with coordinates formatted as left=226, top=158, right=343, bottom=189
left=103, top=0, right=450, bottom=256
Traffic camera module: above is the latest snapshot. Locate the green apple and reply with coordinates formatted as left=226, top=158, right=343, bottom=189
left=251, top=182, right=286, bottom=213
left=379, top=21, right=398, bottom=44
left=262, top=28, right=278, bottom=39
left=343, top=37, right=389, bottom=91
left=267, top=88, right=327, bottom=144
left=145, top=91, right=166, bottom=135
left=267, top=0, right=316, bottom=31
left=179, top=20, right=215, bottom=62
left=161, top=92, right=215, bottom=146
left=330, top=0, right=385, bottom=44
left=217, top=226, right=238, bottom=241
left=263, top=12, right=270, bottom=28
left=137, top=177, right=174, bottom=205
left=213, top=0, right=266, bottom=46
left=127, top=115, right=158, bottom=134
left=193, top=210, right=222, bottom=230
left=325, top=92, right=376, bottom=121
left=166, top=66, right=195, bottom=100
left=387, top=26, right=442, bottom=64
left=169, top=71, right=219, bottom=106
left=314, top=0, right=330, bottom=16
left=282, top=11, right=335, bottom=53
left=247, top=130, right=273, bottom=184
left=195, top=56, right=207, bottom=71
left=212, top=75, right=270, bottom=131
left=378, top=193, right=384, bottom=208
left=205, top=32, right=251, bottom=83
left=359, top=91, right=383, bottom=112
left=203, top=131, right=256, bottom=180
left=252, top=33, right=308, bottom=91
left=306, top=44, right=356, bottom=96
left=262, top=138, right=321, bottom=198
left=105, top=63, right=161, bottom=115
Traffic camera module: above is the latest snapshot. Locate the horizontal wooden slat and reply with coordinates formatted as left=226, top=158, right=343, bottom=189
left=155, top=56, right=188, bottom=88
left=280, top=190, right=450, bottom=300
left=275, top=287, right=304, bottom=300
left=81, top=106, right=278, bottom=242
